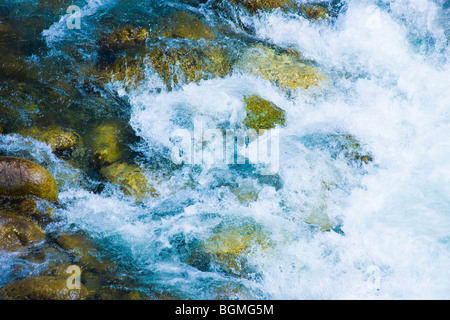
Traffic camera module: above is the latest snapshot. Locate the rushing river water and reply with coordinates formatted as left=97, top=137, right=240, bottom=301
left=0, top=0, right=449, bottom=299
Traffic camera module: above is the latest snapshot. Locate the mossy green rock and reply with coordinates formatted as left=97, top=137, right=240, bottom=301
left=89, top=121, right=126, bottom=168
left=98, top=39, right=232, bottom=90
left=56, top=230, right=114, bottom=273
left=200, top=219, right=272, bottom=276
left=243, top=95, right=286, bottom=132
left=336, top=134, right=373, bottom=164
left=0, top=157, right=58, bottom=202
left=18, top=126, right=82, bottom=160
left=100, top=161, right=158, bottom=201
left=237, top=44, right=324, bottom=90
left=0, top=213, right=46, bottom=252
left=155, top=11, right=216, bottom=41
left=306, top=197, right=332, bottom=231
left=0, top=276, right=88, bottom=300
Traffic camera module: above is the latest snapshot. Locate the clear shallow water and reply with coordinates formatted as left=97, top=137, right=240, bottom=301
left=1, top=0, right=450, bottom=299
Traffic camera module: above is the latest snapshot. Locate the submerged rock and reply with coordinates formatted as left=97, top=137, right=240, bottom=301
left=97, top=53, right=148, bottom=88
left=300, top=4, right=330, bottom=20
left=335, top=134, right=373, bottom=164
left=154, top=11, right=216, bottom=41
left=301, top=132, right=373, bottom=165
left=229, top=183, right=259, bottom=205
left=0, top=276, right=88, bottom=300
left=0, top=19, right=35, bottom=80
left=0, top=157, right=58, bottom=202
left=97, top=25, right=233, bottom=90
left=213, top=283, right=254, bottom=300
left=0, top=213, right=45, bottom=252
left=237, top=44, right=324, bottom=90
left=18, top=126, right=82, bottom=160
left=0, top=18, right=20, bottom=45
left=195, top=219, right=273, bottom=277
left=56, top=230, right=114, bottom=274
left=0, top=49, right=31, bottom=80
left=146, top=42, right=233, bottom=90
left=0, top=196, right=53, bottom=220
left=227, top=0, right=293, bottom=14
left=100, top=161, right=158, bottom=201
left=99, top=42, right=233, bottom=90
left=227, top=0, right=331, bottom=20
left=243, top=95, right=286, bottom=132
left=88, top=121, right=128, bottom=168
left=306, top=196, right=333, bottom=231
left=98, top=26, right=149, bottom=52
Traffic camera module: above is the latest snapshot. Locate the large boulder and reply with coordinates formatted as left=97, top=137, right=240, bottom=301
left=0, top=157, right=58, bottom=202
left=0, top=276, right=88, bottom=300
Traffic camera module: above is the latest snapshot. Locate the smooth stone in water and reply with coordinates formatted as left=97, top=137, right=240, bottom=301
left=0, top=213, right=46, bottom=252
left=0, top=157, right=58, bottom=202
left=0, top=276, right=88, bottom=300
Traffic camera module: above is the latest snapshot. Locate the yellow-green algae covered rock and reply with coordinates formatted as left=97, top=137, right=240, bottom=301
left=0, top=213, right=46, bottom=252
left=18, top=126, right=82, bottom=160
left=0, top=276, right=88, bottom=300
left=237, top=44, right=324, bottom=90
left=98, top=26, right=149, bottom=52
left=243, top=95, right=286, bottom=132
left=228, top=0, right=293, bottom=14
left=300, top=4, right=330, bottom=20
left=0, top=157, right=58, bottom=202
left=98, top=53, right=148, bottom=88
left=201, top=219, right=273, bottom=276
left=155, top=11, right=217, bottom=41
left=229, top=184, right=259, bottom=205
left=56, top=230, right=114, bottom=273
left=228, top=0, right=330, bottom=20
left=88, top=121, right=127, bottom=168
left=96, top=12, right=224, bottom=89
left=147, top=43, right=232, bottom=90
left=100, top=161, right=159, bottom=201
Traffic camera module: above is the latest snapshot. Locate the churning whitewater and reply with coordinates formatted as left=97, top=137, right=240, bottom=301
left=0, top=0, right=449, bottom=300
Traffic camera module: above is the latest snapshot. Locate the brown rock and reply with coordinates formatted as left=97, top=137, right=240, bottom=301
left=0, top=213, right=46, bottom=252
left=0, top=157, right=58, bottom=202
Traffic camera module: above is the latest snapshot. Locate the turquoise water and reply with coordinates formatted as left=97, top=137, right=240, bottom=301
left=0, top=0, right=449, bottom=299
